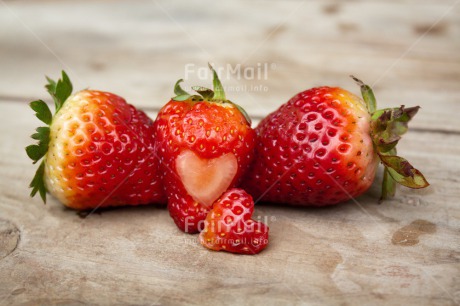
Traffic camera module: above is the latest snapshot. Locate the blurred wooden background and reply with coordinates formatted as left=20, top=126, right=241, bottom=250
left=0, top=0, right=459, bottom=305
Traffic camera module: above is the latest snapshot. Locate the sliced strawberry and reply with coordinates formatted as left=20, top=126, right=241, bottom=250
left=176, top=150, right=238, bottom=208
left=155, top=65, right=256, bottom=233
left=200, top=188, right=269, bottom=255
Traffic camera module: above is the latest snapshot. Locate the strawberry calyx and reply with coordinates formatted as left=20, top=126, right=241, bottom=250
left=352, top=76, right=429, bottom=202
left=172, top=63, right=251, bottom=125
left=26, top=71, right=73, bottom=203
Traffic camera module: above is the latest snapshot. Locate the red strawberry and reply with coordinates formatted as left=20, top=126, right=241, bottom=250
left=27, top=71, right=165, bottom=210
left=154, top=65, right=256, bottom=233
left=244, top=76, right=429, bottom=205
left=200, top=188, right=269, bottom=255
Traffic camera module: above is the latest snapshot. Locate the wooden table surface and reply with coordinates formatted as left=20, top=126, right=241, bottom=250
left=1, top=0, right=459, bottom=305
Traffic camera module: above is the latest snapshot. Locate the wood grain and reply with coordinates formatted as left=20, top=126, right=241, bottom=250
left=1, top=101, right=459, bottom=305
left=0, top=0, right=459, bottom=305
left=0, top=0, right=459, bottom=132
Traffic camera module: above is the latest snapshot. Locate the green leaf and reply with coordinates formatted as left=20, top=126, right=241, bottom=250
left=31, top=126, right=50, bottom=141
left=30, top=100, right=52, bottom=125
left=53, top=71, right=73, bottom=113
left=351, top=75, right=376, bottom=113
left=379, top=148, right=397, bottom=203
left=46, top=71, right=72, bottom=114
left=25, top=142, right=48, bottom=164
left=172, top=94, right=192, bottom=101
left=174, top=79, right=191, bottom=96
left=45, top=76, right=57, bottom=96
left=172, top=79, right=195, bottom=101
left=26, top=145, right=42, bottom=162
left=372, top=106, right=419, bottom=127
left=192, top=86, right=214, bottom=100
left=379, top=154, right=429, bottom=189
left=26, top=126, right=50, bottom=164
left=208, top=63, right=226, bottom=101
left=371, top=105, right=420, bottom=153
left=29, top=161, right=47, bottom=203
left=380, top=167, right=396, bottom=203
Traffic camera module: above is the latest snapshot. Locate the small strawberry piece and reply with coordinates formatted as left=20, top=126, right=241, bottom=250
left=26, top=71, right=166, bottom=209
left=155, top=65, right=256, bottom=233
left=244, top=77, right=429, bottom=206
left=200, top=188, right=269, bottom=255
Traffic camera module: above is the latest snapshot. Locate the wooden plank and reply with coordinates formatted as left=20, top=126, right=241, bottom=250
left=1, top=0, right=459, bottom=304
left=0, top=101, right=459, bottom=305
left=0, top=0, right=459, bottom=132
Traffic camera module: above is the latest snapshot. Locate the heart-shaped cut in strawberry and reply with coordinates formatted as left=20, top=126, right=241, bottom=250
left=199, top=188, right=269, bottom=254
left=175, top=150, right=238, bottom=208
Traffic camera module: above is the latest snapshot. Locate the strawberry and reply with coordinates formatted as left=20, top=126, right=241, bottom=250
left=244, top=76, right=429, bottom=206
left=199, top=188, right=269, bottom=255
left=26, top=71, right=165, bottom=210
left=154, top=65, right=256, bottom=233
